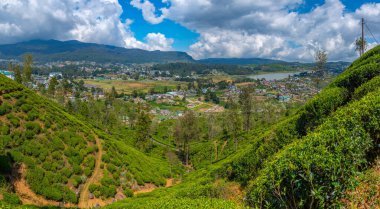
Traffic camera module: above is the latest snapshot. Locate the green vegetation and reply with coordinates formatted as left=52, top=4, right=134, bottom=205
left=1, top=45, right=379, bottom=209
left=0, top=74, right=171, bottom=204
left=105, top=197, right=241, bottom=209
left=106, top=45, right=380, bottom=208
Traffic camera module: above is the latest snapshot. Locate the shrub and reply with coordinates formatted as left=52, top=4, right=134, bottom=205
left=247, top=89, right=380, bottom=208
left=123, top=188, right=134, bottom=198
left=84, top=167, right=92, bottom=177
left=89, top=184, right=99, bottom=193
left=20, top=104, right=33, bottom=113
left=99, top=185, right=117, bottom=198
left=0, top=103, right=11, bottom=115
left=25, top=122, right=41, bottom=134
left=26, top=109, right=39, bottom=121
left=6, top=114, right=20, bottom=127
left=3, top=192, right=21, bottom=205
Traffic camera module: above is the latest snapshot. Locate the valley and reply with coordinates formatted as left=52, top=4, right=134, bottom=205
left=0, top=24, right=379, bottom=209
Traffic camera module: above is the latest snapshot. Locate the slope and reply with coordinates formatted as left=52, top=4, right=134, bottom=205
left=104, top=45, right=380, bottom=208
left=0, top=75, right=170, bottom=207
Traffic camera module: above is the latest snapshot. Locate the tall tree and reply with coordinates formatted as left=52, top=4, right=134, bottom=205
left=48, top=77, right=58, bottom=95
left=239, top=86, right=254, bottom=131
left=225, top=98, right=242, bottom=151
left=23, top=54, right=33, bottom=83
left=13, top=65, right=23, bottom=84
left=314, top=49, right=327, bottom=77
left=135, top=105, right=152, bottom=150
left=174, top=110, right=199, bottom=166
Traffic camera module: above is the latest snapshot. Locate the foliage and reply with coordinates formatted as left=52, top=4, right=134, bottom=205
left=0, top=74, right=171, bottom=202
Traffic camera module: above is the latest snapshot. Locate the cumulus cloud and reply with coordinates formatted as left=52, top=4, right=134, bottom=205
left=0, top=0, right=173, bottom=51
left=163, top=0, right=380, bottom=61
left=145, top=33, right=174, bottom=50
left=130, top=0, right=168, bottom=24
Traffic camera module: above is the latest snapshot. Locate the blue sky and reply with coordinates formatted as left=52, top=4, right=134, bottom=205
left=0, top=0, right=379, bottom=61
left=119, top=0, right=379, bottom=54
left=119, top=0, right=198, bottom=51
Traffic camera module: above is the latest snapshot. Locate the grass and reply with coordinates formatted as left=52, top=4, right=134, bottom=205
left=82, top=79, right=185, bottom=94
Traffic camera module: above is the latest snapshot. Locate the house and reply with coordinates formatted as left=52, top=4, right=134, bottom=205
left=49, top=72, right=63, bottom=79
left=0, top=70, right=15, bottom=80
left=278, top=95, right=291, bottom=102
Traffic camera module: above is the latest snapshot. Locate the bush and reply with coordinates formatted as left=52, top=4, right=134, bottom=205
left=3, top=192, right=21, bottom=205
left=26, top=109, right=39, bottom=121
left=123, top=188, right=134, bottom=197
left=89, top=184, right=99, bottom=193
left=353, top=75, right=380, bottom=100
left=247, top=89, right=380, bottom=208
left=20, top=104, right=33, bottom=113
left=6, top=114, right=20, bottom=127
left=25, top=122, right=41, bottom=134
left=0, top=103, right=11, bottom=115
left=99, top=185, right=117, bottom=198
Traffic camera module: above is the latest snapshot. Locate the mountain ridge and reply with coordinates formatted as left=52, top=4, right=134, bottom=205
left=0, top=39, right=194, bottom=64
left=0, top=40, right=350, bottom=66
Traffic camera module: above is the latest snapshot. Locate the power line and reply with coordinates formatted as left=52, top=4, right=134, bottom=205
left=364, top=23, right=379, bottom=45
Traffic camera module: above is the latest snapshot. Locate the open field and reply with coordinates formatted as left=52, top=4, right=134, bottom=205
left=83, top=79, right=186, bottom=94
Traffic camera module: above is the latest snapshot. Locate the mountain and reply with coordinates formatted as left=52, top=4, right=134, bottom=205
left=0, top=40, right=194, bottom=64
left=198, top=57, right=287, bottom=65
left=0, top=75, right=170, bottom=207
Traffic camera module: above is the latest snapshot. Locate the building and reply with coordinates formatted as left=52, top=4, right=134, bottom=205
left=49, top=72, right=63, bottom=79
left=0, top=70, right=15, bottom=80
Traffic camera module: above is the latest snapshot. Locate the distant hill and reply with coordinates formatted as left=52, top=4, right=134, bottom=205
left=0, top=40, right=194, bottom=64
left=198, top=57, right=287, bottom=65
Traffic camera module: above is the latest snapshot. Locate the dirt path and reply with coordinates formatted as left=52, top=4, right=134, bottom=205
left=12, top=164, right=75, bottom=207
left=78, top=135, right=103, bottom=208
left=133, top=178, right=176, bottom=195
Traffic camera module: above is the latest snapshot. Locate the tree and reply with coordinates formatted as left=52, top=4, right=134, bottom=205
left=14, top=65, right=23, bottom=84
left=110, top=86, right=118, bottom=99
left=239, top=86, right=254, bottom=131
left=135, top=105, right=152, bottom=150
left=174, top=110, right=199, bottom=166
left=48, top=77, right=58, bottom=95
left=314, top=49, right=327, bottom=77
left=225, top=98, right=242, bottom=151
left=355, top=37, right=367, bottom=56
left=23, top=54, right=33, bottom=83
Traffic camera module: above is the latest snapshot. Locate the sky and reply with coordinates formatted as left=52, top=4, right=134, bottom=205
left=0, top=0, right=379, bottom=61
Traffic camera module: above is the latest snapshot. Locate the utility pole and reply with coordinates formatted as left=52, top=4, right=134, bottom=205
left=361, top=17, right=365, bottom=56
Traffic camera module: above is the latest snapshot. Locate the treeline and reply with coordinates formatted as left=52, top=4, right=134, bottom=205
left=152, top=63, right=254, bottom=76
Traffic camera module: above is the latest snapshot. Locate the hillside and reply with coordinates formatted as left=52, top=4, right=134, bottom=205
left=101, top=46, right=380, bottom=208
left=0, top=40, right=194, bottom=64
left=0, top=75, right=170, bottom=208
left=0, top=45, right=379, bottom=208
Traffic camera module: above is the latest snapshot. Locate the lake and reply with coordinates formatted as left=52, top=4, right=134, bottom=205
left=248, top=72, right=303, bottom=81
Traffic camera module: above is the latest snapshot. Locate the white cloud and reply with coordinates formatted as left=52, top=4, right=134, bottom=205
left=145, top=33, right=174, bottom=51
left=163, top=0, right=380, bottom=61
left=130, top=0, right=167, bottom=24
left=0, top=0, right=173, bottom=51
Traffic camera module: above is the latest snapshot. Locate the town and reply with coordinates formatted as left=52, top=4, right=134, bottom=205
left=1, top=58, right=331, bottom=124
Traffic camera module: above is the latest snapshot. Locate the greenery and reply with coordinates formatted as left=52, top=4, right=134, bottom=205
left=1, top=45, right=380, bottom=209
